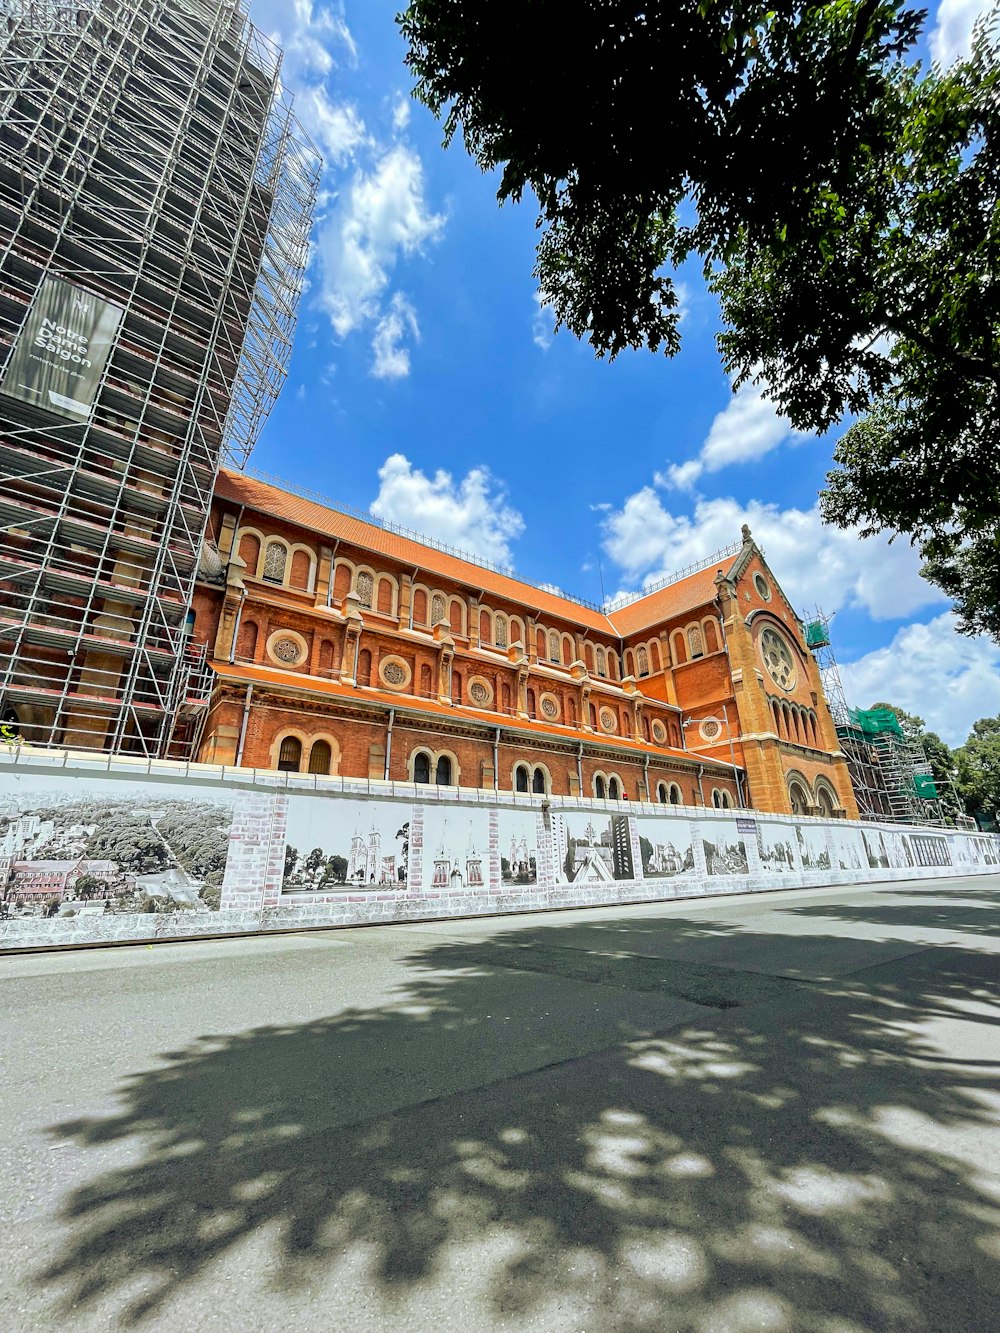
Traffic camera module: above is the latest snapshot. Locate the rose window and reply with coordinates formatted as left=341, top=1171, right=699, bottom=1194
left=760, top=628, right=796, bottom=690
left=382, top=661, right=406, bottom=686
left=272, top=638, right=301, bottom=664
left=469, top=680, right=490, bottom=705
left=541, top=696, right=559, bottom=719
left=651, top=719, right=667, bottom=744
left=600, top=707, right=617, bottom=732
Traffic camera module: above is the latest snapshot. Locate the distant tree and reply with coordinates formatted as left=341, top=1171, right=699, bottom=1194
left=303, top=847, right=326, bottom=883
left=198, top=884, right=221, bottom=911
left=323, top=854, right=349, bottom=884
left=284, top=845, right=299, bottom=879
left=955, top=717, right=1000, bottom=831
left=72, top=874, right=106, bottom=899
left=86, top=823, right=167, bottom=875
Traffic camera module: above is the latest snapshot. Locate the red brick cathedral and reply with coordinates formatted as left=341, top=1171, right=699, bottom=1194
left=188, top=471, right=858, bottom=819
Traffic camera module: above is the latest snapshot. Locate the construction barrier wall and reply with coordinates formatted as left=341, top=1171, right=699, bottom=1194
left=1, top=747, right=998, bottom=951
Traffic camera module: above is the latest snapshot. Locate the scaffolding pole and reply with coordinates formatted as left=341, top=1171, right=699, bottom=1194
left=0, top=0, right=319, bottom=759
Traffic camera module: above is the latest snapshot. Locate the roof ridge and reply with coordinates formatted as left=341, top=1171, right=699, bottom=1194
left=233, top=466, right=607, bottom=615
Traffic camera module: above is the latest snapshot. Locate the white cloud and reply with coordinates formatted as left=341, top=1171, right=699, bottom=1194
left=370, top=454, right=525, bottom=566
left=318, top=146, right=445, bottom=338
left=536, top=582, right=564, bottom=595
left=602, top=489, right=946, bottom=622
left=392, top=96, right=411, bottom=131
left=840, top=614, right=1000, bottom=747
left=299, top=87, right=367, bottom=166
left=658, top=377, right=805, bottom=490
left=371, top=293, right=419, bottom=380
left=930, top=0, right=993, bottom=64
left=533, top=290, right=555, bottom=350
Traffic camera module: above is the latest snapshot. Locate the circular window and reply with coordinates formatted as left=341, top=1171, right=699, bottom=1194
left=266, top=629, right=308, bottom=667
left=469, top=677, right=493, bottom=709
left=760, top=627, right=796, bottom=691
left=272, top=638, right=301, bottom=664
left=540, top=692, right=560, bottom=720
left=699, top=718, right=723, bottom=743
left=468, top=678, right=493, bottom=706
left=599, top=707, right=618, bottom=733
left=754, top=573, right=772, bottom=601
left=651, top=719, right=667, bottom=744
left=378, top=656, right=412, bottom=690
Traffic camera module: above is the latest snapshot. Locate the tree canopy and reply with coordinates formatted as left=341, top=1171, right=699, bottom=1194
left=399, top=1, right=1000, bottom=636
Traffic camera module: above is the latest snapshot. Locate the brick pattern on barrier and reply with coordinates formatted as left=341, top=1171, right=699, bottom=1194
left=219, top=792, right=278, bottom=914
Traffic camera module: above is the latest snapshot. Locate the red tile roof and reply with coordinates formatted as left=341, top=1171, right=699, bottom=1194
left=215, top=469, right=741, bottom=644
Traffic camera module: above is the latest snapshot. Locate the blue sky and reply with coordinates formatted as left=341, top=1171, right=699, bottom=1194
left=245, top=0, right=999, bottom=749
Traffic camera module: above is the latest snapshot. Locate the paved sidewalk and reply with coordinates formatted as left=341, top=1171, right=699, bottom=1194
left=2, top=876, right=999, bottom=1332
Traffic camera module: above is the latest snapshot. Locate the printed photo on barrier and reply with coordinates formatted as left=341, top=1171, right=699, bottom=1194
left=862, top=828, right=891, bottom=870
left=702, top=819, right=749, bottom=876
left=282, top=796, right=412, bottom=893
left=498, top=808, right=540, bottom=887
left=758, top=824, right=798, bottom=873
left=829, top=824, right=866, bottom=871
left=797, top=824, right=832, bottom=870
left=635, top=814, right=696, bottom=879
left=0, top=777, right=236, bottom=918
left=553, top=811, right=634, bottom=884
left=421, top=805, right=491, bottom=891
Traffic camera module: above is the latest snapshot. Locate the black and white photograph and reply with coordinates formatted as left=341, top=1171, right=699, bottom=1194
left=421, top=806, right=491, bottom=891
left=553, top=812, right=635, bottom=884
left=758, top=824, right=798, bottom=873
left=829, top=825, right=866, bottom=871
left=702, top=820, right=749, bottom=876
left=0, top=777, right=236, bottom=918
left=797, top=824, right=832, bottom=870
left=635, top=814, right=696, bottom=879
left=498, top=808, right=540, bottom=887
left=862, top=828, right=891, bottom=870
left=281, top=796, right=412, bottom=893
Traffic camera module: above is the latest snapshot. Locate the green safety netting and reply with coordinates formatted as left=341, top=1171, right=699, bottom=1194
left=845, top=707, right=905, bottom=738
left=913, top=773, right=939, bottom=799
left=805, top=620, right=830, bottom=649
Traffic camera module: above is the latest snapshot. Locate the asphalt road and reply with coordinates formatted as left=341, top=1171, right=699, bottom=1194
left=2, top=875, right=999, bottom=1333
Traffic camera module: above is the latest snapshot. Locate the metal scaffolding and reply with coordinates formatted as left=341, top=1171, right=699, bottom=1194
left=0, top=0, right=319, bottom=758
left=805, top=609, right=950, bottom=825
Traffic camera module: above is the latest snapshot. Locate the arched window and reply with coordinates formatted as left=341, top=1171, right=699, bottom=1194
left=789, top=780, right=810, bottom=815
left=356, top=571, right=374, bottom=609
left=549, top=630, right=560, bottom=662
left=688, top=626, right=704, bottom=660
left=501, top=681, right=512, bottom=712
left=357, top=649, right=372, bottom=686
left=532, top=768, right=546, bottom=794
left=636, top=645, right=649, bottom=677
left=657, top=782, right=668, bottom=804
left=435, top=754, right=452, bottom=785
left=308, top=740, right=332, bottom=775
left=412, top=589, right=428, bottom=624
left=495, top=615, right=508, bottom=648
left=377, top=578, right=394, bottom=615
left=451, top=669, right=463, bottom=703
left=262, top=541, right=286, bottom=584
left=515, top=764, right=529, bottom=792
left=712, top=789, right=722, bottom=808
left=669, top=783, right=682, bottom=805
left=420, top=663, right=433, bottom=697
left=607, top=776, right=620, bottom=800
left=277, top=736, right=301, bottom=772
left=236, top=619, right=258, bottom=661
left=816, top=784, right=837, bottom=817
left=413, top=751, right=431, bottom=784
left=596, top=646, right=607, bottom=677
left=526, top=688, right=536, bottom=718
left=431, top=593, right=447, bottom=625
left=720, top=790, right=733, bottom=808
left=594, top=775, right=606, bottom=799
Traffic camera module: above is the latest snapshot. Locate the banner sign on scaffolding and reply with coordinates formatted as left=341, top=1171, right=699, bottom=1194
left=0, top=276, right=124, bottom=421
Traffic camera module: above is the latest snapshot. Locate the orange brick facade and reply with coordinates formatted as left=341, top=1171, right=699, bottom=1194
left=189, top=472, right=858, bottom=818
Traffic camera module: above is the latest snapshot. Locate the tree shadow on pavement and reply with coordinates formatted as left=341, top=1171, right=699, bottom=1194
left=36, top=899, right=1000, bottom=1331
